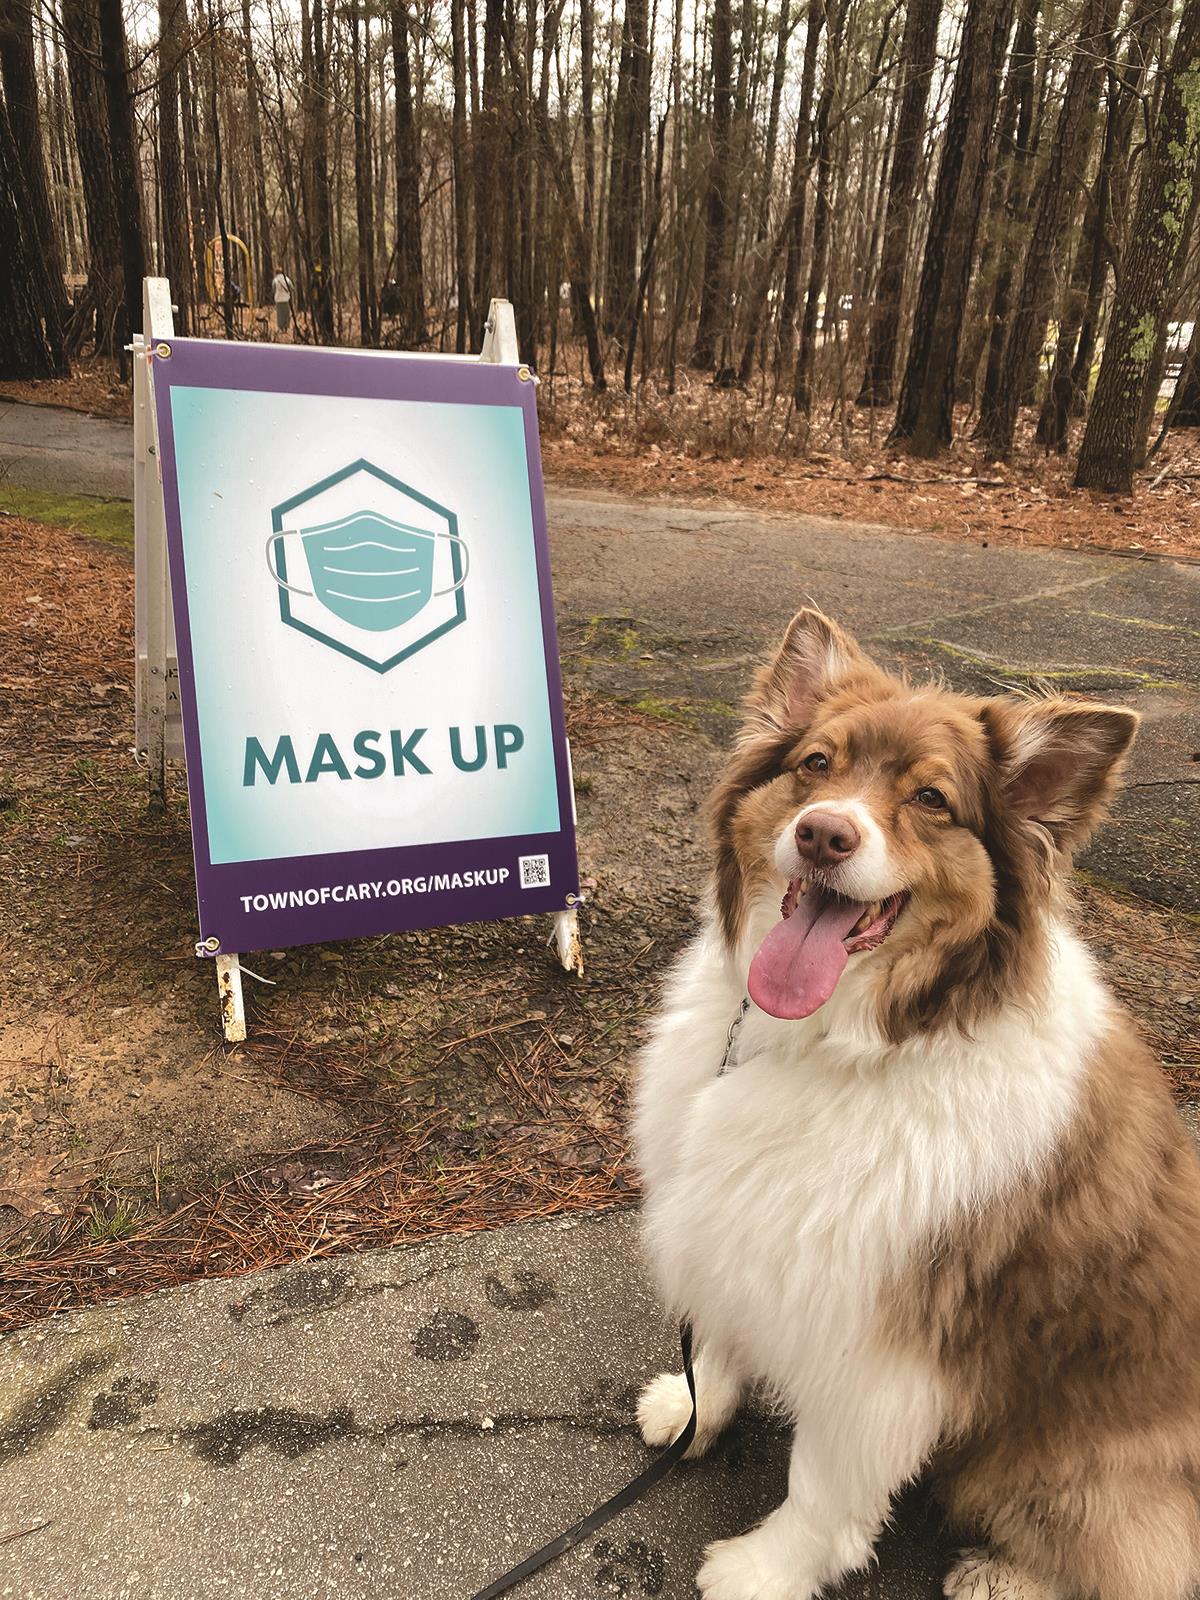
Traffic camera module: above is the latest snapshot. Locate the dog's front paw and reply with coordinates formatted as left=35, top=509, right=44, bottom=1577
left=696, top=1535, right=810, bottom=1600
left=637, top=1371, right=705, bottom=1456
left=943, top=1549, right=1057, bottom=1599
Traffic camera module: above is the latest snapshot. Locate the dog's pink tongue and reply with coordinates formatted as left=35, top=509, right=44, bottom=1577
left=747, top=888, right=867, bottom=1019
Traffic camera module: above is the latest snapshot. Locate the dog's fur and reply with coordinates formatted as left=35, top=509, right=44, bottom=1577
left=632, top=609, right=1200, bottom=1600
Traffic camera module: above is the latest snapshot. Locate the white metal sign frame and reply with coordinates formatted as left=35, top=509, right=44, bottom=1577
left=134, top=278, right=582, bottom=1040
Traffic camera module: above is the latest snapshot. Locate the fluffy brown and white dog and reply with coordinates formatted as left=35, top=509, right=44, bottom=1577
left=632, top=607, right=1200, bottom=1600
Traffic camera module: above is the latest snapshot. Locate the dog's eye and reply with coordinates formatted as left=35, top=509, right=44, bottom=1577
left=802, top=752, right=829, bottom=774
left=915, top=787, right=948, bottom=811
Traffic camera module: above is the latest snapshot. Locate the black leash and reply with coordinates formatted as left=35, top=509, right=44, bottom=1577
left=469, top=1320, right=697, bottom=1599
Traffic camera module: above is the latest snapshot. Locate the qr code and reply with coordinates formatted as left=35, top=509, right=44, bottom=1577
left=519, top=854, right=551, bottom=890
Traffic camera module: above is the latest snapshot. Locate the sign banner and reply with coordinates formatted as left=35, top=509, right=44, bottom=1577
left=151, top=338, right=579, bottom=954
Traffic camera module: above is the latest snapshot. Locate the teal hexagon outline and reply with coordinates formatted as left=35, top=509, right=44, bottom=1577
left=270, top=458, right=466, bottom=674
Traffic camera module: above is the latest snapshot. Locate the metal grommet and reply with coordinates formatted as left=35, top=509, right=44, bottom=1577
left=195, top=935, right=220, bottom=956
left=155, top=342, right=172, bottom=359
left=517, top=364, right=532, bottom=382
left=565, top=892, right=580, bottom=908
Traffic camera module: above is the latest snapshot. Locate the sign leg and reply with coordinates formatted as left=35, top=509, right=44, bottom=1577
left=552, top=909, right=583, bottom=976
left=216, top=954, right=247, bottom=1042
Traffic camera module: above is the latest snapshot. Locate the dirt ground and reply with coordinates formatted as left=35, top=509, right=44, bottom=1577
left=2, top=509, right=1198, bottom=1333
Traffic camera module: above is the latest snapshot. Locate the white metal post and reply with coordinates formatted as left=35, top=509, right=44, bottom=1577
left=216, top=953, right=247, bottom=1044
left=141, top=279, right=246, bottom=1039
left=478, top=298, right=582, bottom=976
left=139, top=279, right=175, bottom=812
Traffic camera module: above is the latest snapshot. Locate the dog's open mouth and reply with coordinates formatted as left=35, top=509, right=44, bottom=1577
left=747, top=879, right=908, bottom=1021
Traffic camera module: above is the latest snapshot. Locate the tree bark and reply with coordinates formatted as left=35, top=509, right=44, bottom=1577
left=1075, top=0, right=1200, bottom=491
left=794, top=1, right=845, bottom=413
left=692, top=0, right=734, bottom=371
left=773, top=0, right=825, bottom=371
left=97, top=0, right=147, bottom=349
left=307, top=0, right=335, bottom=341
left=158, top=0, right=191, bottom=332
left=0, top=81, right=65, bottom=374
left=979, top=0, right=1116, bottom=459
left=604, top=0, right=650, bottom=346
left=1167, top=319, right=1200, bottom=426
left=450, top=0, right=472, bottom=350
left=857, top=0, right=941, bottom=405
left=391, top=1, right=425, bottom=343
left=350, top=3, right=379, bottom=345
left=0, top=0, right=67, bottom=365
left=890, top=0, right=1015, bottom=455
left=241, top=0, right=272, bottom=303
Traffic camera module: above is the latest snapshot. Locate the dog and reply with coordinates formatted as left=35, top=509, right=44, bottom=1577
left=632, top=608, right=1200, bottom=1600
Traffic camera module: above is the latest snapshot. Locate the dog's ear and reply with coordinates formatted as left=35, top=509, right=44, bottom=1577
left=749, top=608, right=872, bottom=732
left=979, top=696, right=1138, bottom=853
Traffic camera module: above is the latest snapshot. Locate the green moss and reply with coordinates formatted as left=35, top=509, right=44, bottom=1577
left=0, top=487, right=133, bottom=551
left=1086, top=609, right=1200, bottom=642
left=1129, top=313, right=1158, bottom=366
left=899, top=633, right=1188, bottom=691
left=631, top=694, right=694, bottom=725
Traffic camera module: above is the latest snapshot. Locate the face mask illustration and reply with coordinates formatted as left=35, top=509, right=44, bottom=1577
left=266, top=511, right=469, bottom=633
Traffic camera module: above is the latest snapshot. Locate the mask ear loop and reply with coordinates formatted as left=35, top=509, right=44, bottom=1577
left=432, top=529, right=470, bottom=596
left=265, top=530, right=314, bottom=596
left=265, top=526, right=470, bottom=598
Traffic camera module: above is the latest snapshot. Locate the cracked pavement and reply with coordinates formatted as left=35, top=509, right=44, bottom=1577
left=543, top=489, right=1199, bottom=910
left=0, top=1212, right=957, bottom=1600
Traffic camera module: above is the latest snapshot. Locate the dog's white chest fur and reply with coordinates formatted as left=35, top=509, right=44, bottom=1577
left=633, top=918, right=1106, bottom=1411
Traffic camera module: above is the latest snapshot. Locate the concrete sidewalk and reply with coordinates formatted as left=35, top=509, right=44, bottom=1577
left=0, top=1212, right=952, bottom=1600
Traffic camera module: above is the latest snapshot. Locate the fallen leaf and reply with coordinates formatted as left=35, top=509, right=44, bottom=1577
left=0, top=1153, right=71, bottom=1218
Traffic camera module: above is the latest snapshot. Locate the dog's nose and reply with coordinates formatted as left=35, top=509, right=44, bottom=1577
left=795, top=810, right=861, bottom=868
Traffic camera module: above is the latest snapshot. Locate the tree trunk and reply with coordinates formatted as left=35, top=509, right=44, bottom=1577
left=857, top=0, right=941, bottom=405
left=0, top=0, right=68, bottom=366
left=241, top=0, right=272, bottom=302
left=391, top=1, right=425, bottom=344
left=890, top=0, right=1015, bottom=455
left=62, top=0, right=123, bottom=352
left=773, top=0, right=825, bottom=371
left=604, top=0, right=650, bottom=346
left=0, top=87, right=65, bottom=375
left=308, top=0, right=335, bottom=341
left=979, top=0, right=1116, bottom=459
left=97, top=0, right=147, bottom=350
left=973, top=0, right=1039, bottom=437
left=177, top=26, right=206, bottom=312
left=1036, top=88, right=1116, bottom=452
left=473, top=0, right=504, bottom=325
left=691, top=0, right=734, bottom=371
left=580, top=0, right=595, bottom=284
left=449, top=0, right=472, bottom=350
left=794, top=4, right=844, bottom=413
left=503, top=11, right=606, bottom=387
left=1168, top=320, right=1200, bottom=426
left=158, top=0, right=191, bottom=332
left=1075, top=0, right=1200, bottom=492
left=350, top=4, right=378, bottom=345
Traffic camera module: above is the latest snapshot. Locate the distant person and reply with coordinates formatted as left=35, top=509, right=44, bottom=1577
left=272, top=268, right=294, bottom=335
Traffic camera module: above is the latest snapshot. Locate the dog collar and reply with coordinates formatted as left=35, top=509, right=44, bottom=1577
left=718, top=998, right=752, bottom=1076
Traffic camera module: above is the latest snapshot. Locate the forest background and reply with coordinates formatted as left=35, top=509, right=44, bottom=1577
left=5, top=0, right=1200, bottom=534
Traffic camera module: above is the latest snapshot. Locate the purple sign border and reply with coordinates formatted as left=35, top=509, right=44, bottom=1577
left=150, top=337, right=579, bottom=955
